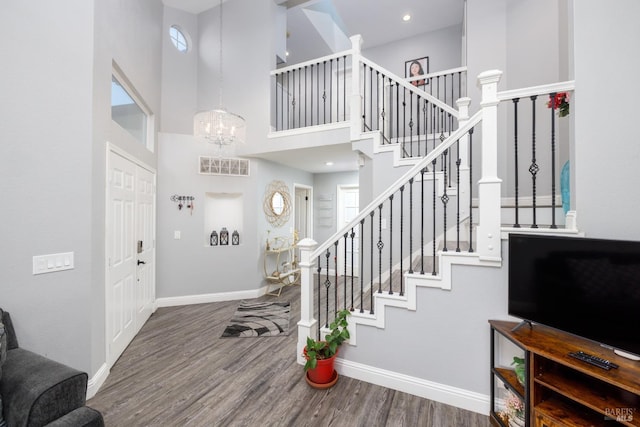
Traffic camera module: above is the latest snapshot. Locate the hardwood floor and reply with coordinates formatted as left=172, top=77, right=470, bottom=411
left=88, top=284, right=490, bottom=426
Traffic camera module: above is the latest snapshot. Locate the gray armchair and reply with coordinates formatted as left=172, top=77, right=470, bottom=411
left=0, top=309, right=104, bottom=427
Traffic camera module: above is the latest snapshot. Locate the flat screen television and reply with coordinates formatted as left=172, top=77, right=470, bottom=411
left=508, top=233, right=640, bottom=360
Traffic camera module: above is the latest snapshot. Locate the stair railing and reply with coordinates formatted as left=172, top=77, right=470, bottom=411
left=271, top=35, right=465, bottom=162
left=296, top=70, right=504, bottom=362
left=497, top=80, right=575, bottom=229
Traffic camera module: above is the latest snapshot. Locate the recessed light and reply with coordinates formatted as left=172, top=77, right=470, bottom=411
left=325, top=161, right=334, bottom=166
left=403, top=14, right=411, bottom=22
left=286, top=51, right=290, bottom=56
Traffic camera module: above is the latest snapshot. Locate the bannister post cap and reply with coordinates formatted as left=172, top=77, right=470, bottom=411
left=297, top=238, right=318, bottom=249
left=477, top=70, right=503, bottom=85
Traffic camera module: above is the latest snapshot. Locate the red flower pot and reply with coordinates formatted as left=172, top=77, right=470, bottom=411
left=304, top=347, right=338, bottom=385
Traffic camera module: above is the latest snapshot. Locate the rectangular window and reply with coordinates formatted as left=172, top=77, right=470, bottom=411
left=111, top=71, right=152, bottom=150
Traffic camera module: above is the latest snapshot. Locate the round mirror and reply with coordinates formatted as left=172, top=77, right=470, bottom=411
left=271, top=192, right=285, bottom=216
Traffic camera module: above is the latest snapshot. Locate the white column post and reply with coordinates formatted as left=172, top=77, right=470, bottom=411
left=476, top=70, right=503, bottom=261
left=350, top=35, right=363, bottom=141
left=296, top=238, right=318, bottom=365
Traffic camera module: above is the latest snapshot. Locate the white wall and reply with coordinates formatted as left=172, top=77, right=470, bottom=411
left=312, top=171, right=359, bottom=246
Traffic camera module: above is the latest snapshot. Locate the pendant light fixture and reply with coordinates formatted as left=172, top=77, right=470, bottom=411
left=194, top=0, right=245, bottom=146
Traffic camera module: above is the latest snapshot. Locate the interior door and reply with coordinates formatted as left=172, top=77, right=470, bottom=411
left=107, top=149, right=156, bottom=366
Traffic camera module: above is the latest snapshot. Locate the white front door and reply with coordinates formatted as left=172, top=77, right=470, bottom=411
left=337, top=185, right=359, bottom=276
left=107, top=149, right=155, bottom=366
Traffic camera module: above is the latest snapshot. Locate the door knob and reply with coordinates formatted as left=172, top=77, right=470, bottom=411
left=137, top=260, right=146, bottom=265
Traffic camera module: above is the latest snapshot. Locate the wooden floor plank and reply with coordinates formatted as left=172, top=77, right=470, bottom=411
left=88, top=285, right=489, bottom=426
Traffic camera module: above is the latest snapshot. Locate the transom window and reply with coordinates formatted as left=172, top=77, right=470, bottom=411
left=169, top=25, right=189, bottom=53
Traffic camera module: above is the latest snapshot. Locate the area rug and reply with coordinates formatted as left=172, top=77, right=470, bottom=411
left=221, top=300, right=290, bottom=338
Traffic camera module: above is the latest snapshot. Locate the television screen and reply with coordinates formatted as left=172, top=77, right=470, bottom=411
left=508, top=233, right=640, bottom=358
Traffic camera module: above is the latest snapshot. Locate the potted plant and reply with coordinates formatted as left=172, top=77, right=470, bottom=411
left=303, top=309, right=350, bottom=388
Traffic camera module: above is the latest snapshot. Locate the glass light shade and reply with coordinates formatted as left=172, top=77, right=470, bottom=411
left=194, top=108, right=246, bottom=146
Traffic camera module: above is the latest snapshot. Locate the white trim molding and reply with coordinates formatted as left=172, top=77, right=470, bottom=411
left=87, top=363, right=109, bottom=400
left=155, top=286, right=269, bottom=308
left=335, top=357, right=489, bottom=416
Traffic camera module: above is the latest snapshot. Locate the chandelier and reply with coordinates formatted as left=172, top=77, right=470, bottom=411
left=194, top=0, right=245, bottom=146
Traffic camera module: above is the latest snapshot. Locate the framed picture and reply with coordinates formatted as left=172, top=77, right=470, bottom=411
left=405, top=56, right=429, bottom=87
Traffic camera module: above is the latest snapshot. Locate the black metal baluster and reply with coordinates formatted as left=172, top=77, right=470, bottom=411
left=322, top=61, right=327, bottom=125
left=423, top=100, right=428, bottom=156
left=468, top=128, right=474, bottom=253
left=389, top=194, right=394, bottom=295
left=362, top=64, right=367, bottom=131
left=381, top=74, right=386, bottom=141
left=395, top=82, right=399, bottom=142
left=304, top=66, right=308, bottom=128
left=432, top=159, right=437, bottom=275
left=343, top=56, right=347, bottom=121
left=317, top=255, right=321, bottom=340
left=402, top=87, right=407, bottom=157
left=297, top=67, right=301, bottom=128
left=343, top=233, right=347, bottom=311
left=329, top=59, right=333, bottom=124
left=530, top=95, right=539, bottom=228
left=369, top=211, right=375, bottom=314
left=350, top=227, right=355, bottom=311
left=316, top=63, right=320, bottom=126
left=549, top=92, right=558, bottom=229
left=417, top=97, right=421, bottom=154
left=409, top=178, right=414, bottom=274
left=409, top=92, right=414, bottom=157
left=310, top=64, right=314, bottom=126
left=420, top=168, right=425, bottom=275
left=513, top=98, right=520, bottom=227
left=292, top=70, right=296, bottom=129
left=370, top=66, right=373, bottom=130
left=336, top=57, right=340, bottom=123
left=441, top=149, right=449, bottom=253
left=325, top=249, right=331, bottom=328
left=376, top=70, right=380, bottom=131
left=456, top=153, right=461, bottom=252
left=334, top=241, right=338, bottom=317
left=287, top=70, right=290, bottom=130
left=377, top=204, right=383, bottom=294
left=399, top=186, right=405, bottom=296
left=359, top=219, right=364, bottom=313
left=275, top=73, right=279, bottom=131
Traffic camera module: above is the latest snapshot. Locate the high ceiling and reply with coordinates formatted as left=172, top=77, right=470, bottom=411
left=161, top=0, right=464, bottom=173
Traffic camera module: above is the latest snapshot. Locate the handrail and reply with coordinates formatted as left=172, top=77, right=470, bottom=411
left=270, top=48, right=354, bottom=75
left=498, top=80, right=575, bottom=102
left=310, top=109, right=483, bottom=260
left=359, top=56, right=459, bottom=118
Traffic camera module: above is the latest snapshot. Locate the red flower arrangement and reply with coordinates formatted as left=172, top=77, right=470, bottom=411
left=547, top=92, right=570, bottom=117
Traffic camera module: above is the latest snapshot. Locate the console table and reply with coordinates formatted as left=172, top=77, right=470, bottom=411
left=490, top=320, right=640, bottom=427
left=264, top=237, right=300, bottom=296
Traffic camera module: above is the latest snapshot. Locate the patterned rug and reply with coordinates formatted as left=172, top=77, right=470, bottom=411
left=221, top=301, right=290, bottom=338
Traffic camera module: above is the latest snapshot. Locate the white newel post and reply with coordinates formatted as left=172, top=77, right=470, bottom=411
left=296, top=238, right=318, bottom=365
left=456, top=97, right=472, bottom=224
left=476, top=70, right=503, bottom=261
left=350, top=35, right=363, bottom=141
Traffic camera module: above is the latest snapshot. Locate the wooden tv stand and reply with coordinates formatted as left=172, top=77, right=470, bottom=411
left=489, top=320, right=640, bottom=426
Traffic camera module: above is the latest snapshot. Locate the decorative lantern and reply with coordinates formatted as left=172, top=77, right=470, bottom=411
left=210, top=230, right=218, bottom=246
left=232, top=230, right=239, bottom=245
left=220, top=227, right=229, bottom=245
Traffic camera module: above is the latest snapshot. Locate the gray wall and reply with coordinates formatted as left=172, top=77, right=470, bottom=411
left=0, top=0, right=163, bottom=377
left=573, top=0, right=640, bottom=241
left=364, top=24, right=463, bottom=78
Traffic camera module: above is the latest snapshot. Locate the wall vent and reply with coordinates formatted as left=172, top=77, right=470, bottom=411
left=199, top=156, right=250, bottom=177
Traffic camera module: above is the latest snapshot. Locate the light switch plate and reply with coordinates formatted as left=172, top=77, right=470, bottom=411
left=33, top=252, right=74, bottom=275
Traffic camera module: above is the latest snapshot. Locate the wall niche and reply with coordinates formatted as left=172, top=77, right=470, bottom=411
left=204, top=192, right=243, bottom=247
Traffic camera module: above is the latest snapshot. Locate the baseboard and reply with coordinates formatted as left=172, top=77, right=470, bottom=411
left=156, top=286, right=269, bottom=308
left=87, top=363, right=109, bottom=400
left=335, top=358, right=489, bottom=416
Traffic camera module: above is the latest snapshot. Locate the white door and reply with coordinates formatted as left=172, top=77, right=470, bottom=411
left=294, top=186, right=310, bottom=240
left=135, top=166, right=155, bottom=330
left=337, top=185, right=359, bottom=276
left=107, top=149, right=155, bottom=366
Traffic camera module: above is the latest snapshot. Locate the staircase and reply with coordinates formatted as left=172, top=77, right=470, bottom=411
left=268, top=35, right=577, bottom=414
